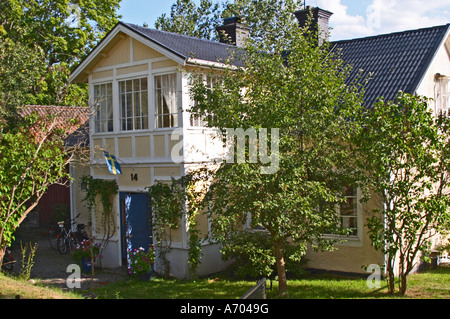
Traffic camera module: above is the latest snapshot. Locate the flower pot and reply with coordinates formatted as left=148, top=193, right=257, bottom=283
left=137, top=264, right=154, bottom=281
left=80, top=258, right=92, bottom=274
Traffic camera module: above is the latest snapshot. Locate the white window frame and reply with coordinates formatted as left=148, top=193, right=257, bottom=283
left=337, top=186, right=359, bottom=238
left=154, top=73, right=179, bottom=129
left=188, top=74, right=216, bottom=128
left=322, top=186, right=362, bottom=243
left=435, top=75, right=449, bottom=116
left=93, top=82, right=113, bottom=133
left=118, top=77, right=149, bottom=131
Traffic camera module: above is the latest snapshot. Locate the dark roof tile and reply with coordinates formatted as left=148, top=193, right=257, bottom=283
left=332, top=24, right=449, bottom=106
left=121, top=22, right=246, bottom=66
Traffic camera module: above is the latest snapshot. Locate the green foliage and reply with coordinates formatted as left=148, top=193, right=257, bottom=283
left=0, top=0, right=121, bottom=106
left=353, top=91, right=450, bottom=295
left=155, top=0, right=221, bottom=40
left=221, top=231, right=276, bottom=279
left=0, top=114, right=69, bottom=264
left=147, top=179, right=184, bottom=276
left=71, top=239, right=101, bottom=261
left=19, top=242, right=39, bottom=281
left=81, top=176, right=118, bottom=213
left=156, top=0, right=301, bottom=42
left=128, top=246, right=156, bottom=275
left=147, top=174, right=207, bottom=276
left=222, top=0, right=301, bottom=42
left=0, top=37, right=45, bottom=120
left=80, top=176, right=118, bottom=244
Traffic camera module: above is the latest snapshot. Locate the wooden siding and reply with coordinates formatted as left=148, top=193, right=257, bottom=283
left=36, top=180, right=71, bottom=225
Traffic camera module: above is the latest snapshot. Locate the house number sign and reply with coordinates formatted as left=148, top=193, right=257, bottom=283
left=131, top=173, right=138, bottom=181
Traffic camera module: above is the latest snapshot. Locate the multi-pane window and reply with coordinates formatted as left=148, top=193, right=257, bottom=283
left=338, top=187, right=358, bottom=236
left=435, top=75, right=449, bottom=116
left=155, top=73, right=178, bottom=128
left=119, top=77, right=149, bottom=131
left=189, top=75, right=215, bottom=127
left=94, top=83, right=113, bottom=133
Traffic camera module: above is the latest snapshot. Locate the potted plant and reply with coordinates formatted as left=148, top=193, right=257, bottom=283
left=71, top=239, right=101, bottom=273
left=128, top=245, right=156, bottom=280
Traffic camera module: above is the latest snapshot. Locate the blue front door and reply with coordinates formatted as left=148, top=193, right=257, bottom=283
left=120, top=192, right=152, bottom=262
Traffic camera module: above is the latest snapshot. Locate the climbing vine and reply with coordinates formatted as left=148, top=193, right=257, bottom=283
left=81, top=176, right=118, bottom=250
left=147, top=168, right=210, bottom=277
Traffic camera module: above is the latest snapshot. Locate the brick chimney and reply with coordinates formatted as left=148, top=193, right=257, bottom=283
left=294, top=6, right=333, bottom=45
left=216, top=17, right=251, bottom=47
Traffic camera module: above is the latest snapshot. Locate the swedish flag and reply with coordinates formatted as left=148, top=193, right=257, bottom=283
left=103, top=150, right=122, bottom=175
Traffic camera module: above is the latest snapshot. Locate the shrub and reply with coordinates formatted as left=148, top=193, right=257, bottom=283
left=221, top=231, right=307, bottom=280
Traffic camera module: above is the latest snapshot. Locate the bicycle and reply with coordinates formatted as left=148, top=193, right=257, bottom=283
left=49, top=215, right=76, bottom=251
left=49, top=223, right=63, bottom=251
left=55, top=215, right=88, bottom=255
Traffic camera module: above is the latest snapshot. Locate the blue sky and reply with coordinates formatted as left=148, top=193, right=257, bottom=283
left=117, top=0, right=450, bottom=41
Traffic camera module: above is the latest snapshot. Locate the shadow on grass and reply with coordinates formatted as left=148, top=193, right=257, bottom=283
left=93, top=266, right=450, bottom=299
left=94, top=276, right=256, bottom=299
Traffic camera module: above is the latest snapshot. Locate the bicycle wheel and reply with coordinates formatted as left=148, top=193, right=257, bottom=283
left=68, top=236, right=77, bottom=252
left=49, top=227, right=59, bottom=251
left=57, top=237, right=68, bottom=255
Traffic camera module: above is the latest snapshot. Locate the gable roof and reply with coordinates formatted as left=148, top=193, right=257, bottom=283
left=121, top=22, right=244, bottom=66
left=332, top=24, right=450, bottom=107
left=71, top=20, right=449, bottom=107
left=70, top=22, right=245, bottom=83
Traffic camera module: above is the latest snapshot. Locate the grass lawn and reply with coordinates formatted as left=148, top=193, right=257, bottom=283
left=267, top=268, right=450, bottom=299
left=0, top=273, right=81, bottom=299
left=95, top=277, right=256, bottom=299
left=94, top=266, right=450, bottom=299
left=1, top=266, right=449, bottom=299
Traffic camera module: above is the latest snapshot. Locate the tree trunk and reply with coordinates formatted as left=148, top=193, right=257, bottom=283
left=386, top=256, right=395, bottom=294
left=399, top=274, right=408, bottom=295
left=273, top=239, right=288, bottom=296
left=0, top=246, right=5, bottom=270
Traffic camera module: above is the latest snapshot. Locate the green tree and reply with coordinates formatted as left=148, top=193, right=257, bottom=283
left=0, top=35, right=45, bottom=122
left=187, top=18, right=365, bottom=295
left=155, top=0, right=222, bottom=40
left=353, top=92, right=450, bottom=295
left=221, top=0, right=301, bottom=42
left=0, top=113, right=72, bottom=269
left=0, top=0, right=121, bottom=106
left=0, top=12, right=93, bottom=265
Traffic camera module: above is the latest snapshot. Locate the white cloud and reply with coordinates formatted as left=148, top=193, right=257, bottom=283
left=307, top=0, right=450, bottom=41
left=371, top=0, right=449, bottom=34
left=314, top=0, right=373, bottom=40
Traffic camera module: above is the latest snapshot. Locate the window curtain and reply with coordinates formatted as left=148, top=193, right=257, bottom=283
left=162, top=74, right=177, bottom=125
